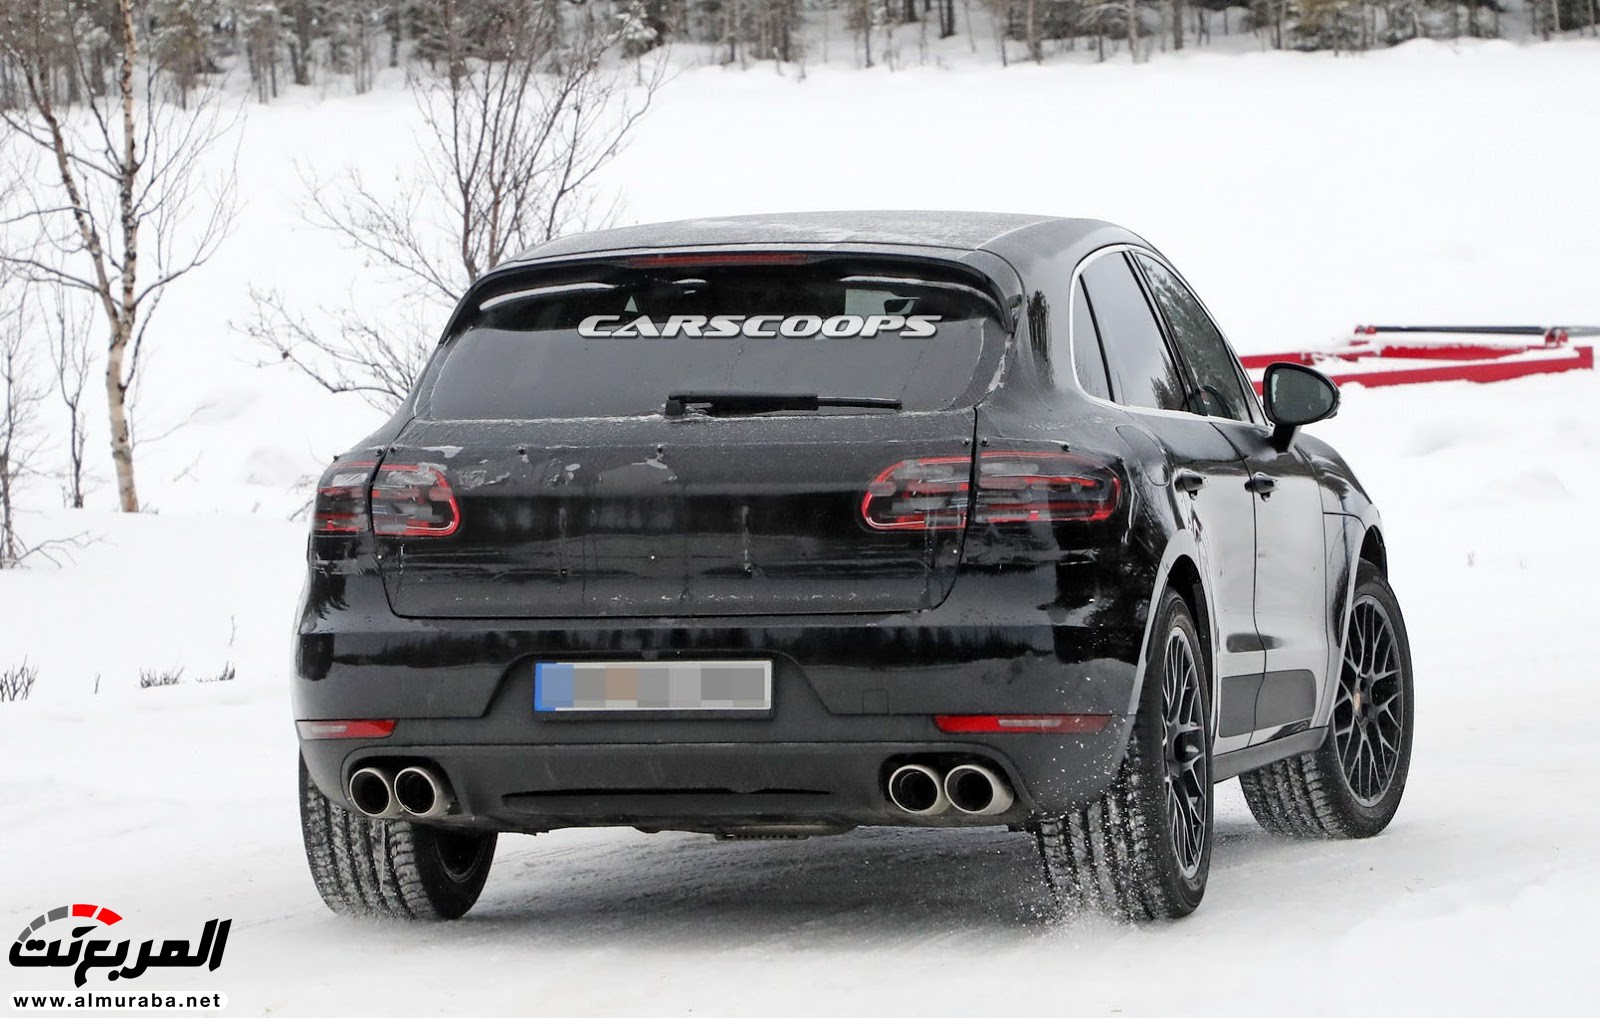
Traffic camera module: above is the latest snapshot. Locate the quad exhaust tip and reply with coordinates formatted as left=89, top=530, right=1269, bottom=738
left=886, top=763, right=950, bottom=816
left=394, top=765, right=454, bottom=819
left=348, top=766, right=403, bottom=819
left=944, top=763, right=1015, bottom=816
left=348, top=764, right=454, bottom=820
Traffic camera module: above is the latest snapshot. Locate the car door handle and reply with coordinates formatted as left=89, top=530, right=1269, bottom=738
left=1245, top=472, right=1277, bottom=496
left=1173, top=469, right=1206, bottom=494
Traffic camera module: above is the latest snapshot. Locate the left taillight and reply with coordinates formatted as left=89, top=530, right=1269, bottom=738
left=861, top=450, right=1121, bottom=532
left=312, top=460, right=461, bottom=537
left=313, top=460, right=375, bottom=534
left=369, top=463, right=460, bottom=537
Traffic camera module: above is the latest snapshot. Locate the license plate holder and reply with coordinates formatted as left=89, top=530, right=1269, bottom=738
left=533, top=660, right=772, bottom=714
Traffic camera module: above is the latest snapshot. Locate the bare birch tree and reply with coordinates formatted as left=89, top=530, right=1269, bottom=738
left=248, top=2, right=664, bottom=409
left=0, top=0, right=238, bottom=513
left=0, top=285, right=45, bottom=567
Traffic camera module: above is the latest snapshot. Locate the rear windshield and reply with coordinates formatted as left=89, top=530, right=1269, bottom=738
left=420, top=258, right=1006, bottom=420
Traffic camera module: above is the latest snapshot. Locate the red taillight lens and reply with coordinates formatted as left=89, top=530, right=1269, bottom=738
left=296, top=719, right=397, bottom=740
left=370, top=463, right=460, bottom=537
left=861, top=455, right=971, bottom=531
left=934, top=714, right=1111, bottom=734
left=314, top=460, right=375, bottom=534
left=973, top=452, right=1121, bottom=524
left=861, top=451, right=1121, bottom=531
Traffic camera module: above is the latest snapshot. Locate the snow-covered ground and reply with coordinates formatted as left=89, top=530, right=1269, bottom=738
left=4, top=38, right=1600, bottom=1015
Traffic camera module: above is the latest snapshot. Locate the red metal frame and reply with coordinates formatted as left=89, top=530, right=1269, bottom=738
left=1243, top=326, right=1595, bottom=393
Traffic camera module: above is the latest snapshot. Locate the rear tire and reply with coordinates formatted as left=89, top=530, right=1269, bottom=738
left=1035, top=589, right=1213, bottom=920
left=1239, top=560, right=1414, bottom=838
left=299, top=754, right=496, bottom=920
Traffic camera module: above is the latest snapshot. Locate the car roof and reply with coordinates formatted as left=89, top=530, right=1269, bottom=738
left=509, top=211, right=1125, bottom=264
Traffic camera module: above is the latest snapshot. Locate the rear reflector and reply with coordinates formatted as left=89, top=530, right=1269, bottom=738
left=296, top=719, right=397, bottom=740
left=370, top=463, right=460, bottom=537
left=862, top=450, right=1121, bottom=531
left=935, top=714, right=1111, bottom=734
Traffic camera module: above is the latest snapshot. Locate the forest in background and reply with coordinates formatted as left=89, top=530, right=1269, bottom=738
left=3, top=0, right=1598, bottom=113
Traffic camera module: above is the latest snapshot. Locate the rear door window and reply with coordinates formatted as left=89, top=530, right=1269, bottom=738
left=422, top=259, right=1006, bottom=420
left=1133, top=254, right=1258, bottom=423
left=1079, top=254, right=1187, bottom=412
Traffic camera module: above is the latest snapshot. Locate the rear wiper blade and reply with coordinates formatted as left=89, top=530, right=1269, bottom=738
left=664, top=392, right=903, bottom=417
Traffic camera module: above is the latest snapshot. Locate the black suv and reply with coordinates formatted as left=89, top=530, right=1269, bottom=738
left=294, top=212, right=1414, bottom=920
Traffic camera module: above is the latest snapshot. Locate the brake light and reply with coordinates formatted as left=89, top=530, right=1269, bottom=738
left=861, top=451, right=1121, bottom=531
left=370, top=463, right=460, bottom=537
left=934, top=714, right=1111, bottom=734
left=313, top=460, right=375, bottom=533
left=626, top=252, right=810, bottom=268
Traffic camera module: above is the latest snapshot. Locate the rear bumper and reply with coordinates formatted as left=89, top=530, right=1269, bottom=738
left=294, top=574, right=1147, bottom=832
left=301, top=731, right=1133, bottom=835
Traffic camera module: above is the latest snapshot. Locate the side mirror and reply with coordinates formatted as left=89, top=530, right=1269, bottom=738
left=1263, top=362, right=1339, bottom=451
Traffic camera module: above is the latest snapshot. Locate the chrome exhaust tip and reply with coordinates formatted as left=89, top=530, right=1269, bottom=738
left=348, top=766, right=402, bottom=819
left=394, top=765, right=453, bottom=819
left=944, top=764, right=1015, bottom=816
left=886, top=763, right=950, bottom=816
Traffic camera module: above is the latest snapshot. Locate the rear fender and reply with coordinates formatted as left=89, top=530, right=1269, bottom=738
left=1123, top=531, right=1219, bottom=723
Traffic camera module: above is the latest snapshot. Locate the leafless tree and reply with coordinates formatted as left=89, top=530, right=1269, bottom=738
left=46, top=287, right=94, bottom=508
left=0, top=0, right=238, bottom=513
left=0, top=284, right=46, bottom=567
left=240, top=290, right=434, bottom=410
left=0, top=660, right=39, bottom=702
left=848, top=0, right=875, bottom=67
left=250, top=2, right=664, bottom=410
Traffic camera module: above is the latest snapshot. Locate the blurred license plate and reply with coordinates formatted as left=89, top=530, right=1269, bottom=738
left=534, top=661, right=772, bottom=713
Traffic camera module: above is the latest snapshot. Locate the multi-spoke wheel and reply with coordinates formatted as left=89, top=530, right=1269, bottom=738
left=1162, top=627, right=1209, bottom=880
left=1036, top=588, right=1213, bottom=919
left=1241, top=560, right=1415, bottom=839
left=1333, top=595, right=1405, bottom=805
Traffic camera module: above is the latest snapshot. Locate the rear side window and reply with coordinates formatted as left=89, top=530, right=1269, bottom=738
left=423, top=260, right=1005, bottom=420
left=1068, top=279, right=1112, bottom=400
left=1133, top=254, right=1257, bottom=423
left=1079, top=254, right=1186, bottom=412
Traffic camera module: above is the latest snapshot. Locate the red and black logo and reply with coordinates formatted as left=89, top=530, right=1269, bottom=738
left=9, top=904, right=229, bottom=988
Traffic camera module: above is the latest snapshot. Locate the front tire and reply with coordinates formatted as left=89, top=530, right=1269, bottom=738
left=1035, top=589, right=1213, bottom=920
left=1239, top=560, right=1414, bottom=838
left=299, top=754, right=496, bottom=920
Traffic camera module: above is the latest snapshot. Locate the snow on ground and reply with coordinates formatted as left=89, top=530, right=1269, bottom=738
left=4, top=38, right=1600, bottom=1016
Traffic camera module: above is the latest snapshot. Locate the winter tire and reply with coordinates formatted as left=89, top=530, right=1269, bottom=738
left=1035, top=588, right=1213, bottom=920
left=299, top=754, right=496, bottom=920
left=1239, top=560, right=1414, bottom=839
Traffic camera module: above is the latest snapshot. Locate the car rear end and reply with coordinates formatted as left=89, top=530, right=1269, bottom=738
left=293, top=247, right=1147, bottom=837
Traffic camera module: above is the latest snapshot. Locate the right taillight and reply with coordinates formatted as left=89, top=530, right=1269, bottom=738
left=861, top=450, right=1121, bottom=532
